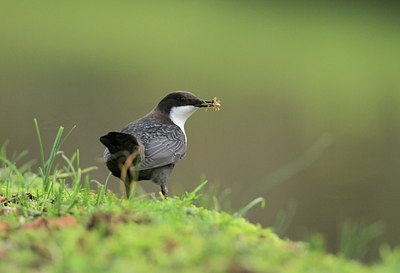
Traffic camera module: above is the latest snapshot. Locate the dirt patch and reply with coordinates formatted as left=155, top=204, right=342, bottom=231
left=87, top=211, right=151, bottom=229
left=86, top=211, right=151, bottom=236
left=23, top=215, right=77, bottom=231
left=164, top=239, right=178, bottom=254
left=0, top=221, right=10, bottom=232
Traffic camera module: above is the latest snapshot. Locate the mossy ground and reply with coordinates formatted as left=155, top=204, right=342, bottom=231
left=1, top=172, right=400, bottom=273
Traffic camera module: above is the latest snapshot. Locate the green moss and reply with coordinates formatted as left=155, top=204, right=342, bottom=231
left=0, top=184, right=398, bottom=273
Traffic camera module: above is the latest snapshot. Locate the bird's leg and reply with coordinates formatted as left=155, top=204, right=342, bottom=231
left=153, top=165, right=174, bottom=199
left=161, top=184, right=168, bottom=198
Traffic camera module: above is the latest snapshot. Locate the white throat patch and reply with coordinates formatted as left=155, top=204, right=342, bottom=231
left=169, top=105, right=198, bottom=142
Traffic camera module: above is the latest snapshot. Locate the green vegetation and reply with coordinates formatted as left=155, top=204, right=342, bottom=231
left=1, top=124, right=400, bottom=273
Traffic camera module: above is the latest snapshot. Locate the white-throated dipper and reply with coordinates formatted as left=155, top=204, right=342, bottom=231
left=100, top=91, right=220, bottom=198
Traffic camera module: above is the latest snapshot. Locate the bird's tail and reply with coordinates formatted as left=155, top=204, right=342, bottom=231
left=99, top=132, right=142, bottom=182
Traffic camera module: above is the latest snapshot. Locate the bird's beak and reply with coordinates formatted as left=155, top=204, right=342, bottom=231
left=197, top=99, right=215, bottom=108
left=195, top=97, right=221, bottom=111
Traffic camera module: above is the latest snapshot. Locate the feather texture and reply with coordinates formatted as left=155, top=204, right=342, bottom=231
left=106, top=115, right=187, bottom=171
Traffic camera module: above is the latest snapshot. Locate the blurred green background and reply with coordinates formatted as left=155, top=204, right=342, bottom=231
left=1, top=1, right=399, bottom=260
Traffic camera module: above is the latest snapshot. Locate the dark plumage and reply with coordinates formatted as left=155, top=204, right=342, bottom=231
left=100, top=91, right=215, bottom=198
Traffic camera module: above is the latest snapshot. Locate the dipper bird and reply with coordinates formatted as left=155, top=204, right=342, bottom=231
left=100, top=91, right=220, bottom=198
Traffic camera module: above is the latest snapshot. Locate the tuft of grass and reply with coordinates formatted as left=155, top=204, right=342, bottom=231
left=33, top=118, right=64, bottom=194
left=338, top=219, right=386, bottom=261
left=195, top=179, right=233, bottom=212
left=272, top=200, right=297, bottom=237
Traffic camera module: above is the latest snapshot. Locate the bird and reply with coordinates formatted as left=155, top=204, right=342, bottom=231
left=99, top=91, right=220, bottom=198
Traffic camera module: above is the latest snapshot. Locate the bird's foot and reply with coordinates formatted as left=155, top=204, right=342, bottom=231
left=161, top=185, right=169, bottom=199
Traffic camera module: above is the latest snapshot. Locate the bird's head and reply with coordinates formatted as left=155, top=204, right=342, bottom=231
left=156, top=91, right=219, bottom=125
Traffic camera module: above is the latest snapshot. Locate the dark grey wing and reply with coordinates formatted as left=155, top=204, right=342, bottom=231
left=123, top=122, right=187, bottom=170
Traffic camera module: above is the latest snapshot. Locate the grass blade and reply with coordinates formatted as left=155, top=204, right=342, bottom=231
left=43, top=126, right=64, bottom=192
left=234, top=197, right=266, bottom=218
left=33, top=118, right=46, bottom=176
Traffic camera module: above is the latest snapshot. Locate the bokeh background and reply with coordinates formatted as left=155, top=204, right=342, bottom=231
left=1, top=1, right=399, bottom=261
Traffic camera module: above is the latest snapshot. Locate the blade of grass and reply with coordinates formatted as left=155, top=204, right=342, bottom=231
left=272, top=201, right=297, bottom=237
left=96, top=185, right=105, bottom=205
left=183, top=179, right=208, bottom=203
left=192, top=179, right=208, bottom=195
left=11, top=150, right=28, bottom=163
left=59, top=125, right=76, bottom=148
left=43, top=126, right=64, bottom=192
left=33, top=118, right=46, bottom=176
left=54, top=166, right=98, bottom=179
left=0, top=140, right=10, bottom=161
left=338, top=219, right=385, bottom=261
left=61, top=152, right=77, bottom=181
left=76, top=149, right=80, bottom=170
left=234, top=197, right=266, bottom=218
